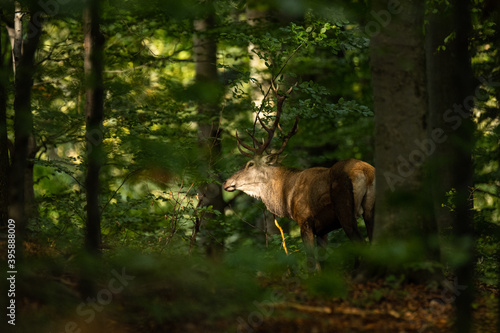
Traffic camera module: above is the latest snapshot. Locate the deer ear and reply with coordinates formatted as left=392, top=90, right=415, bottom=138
left=263, top=154, right=280, bottom=165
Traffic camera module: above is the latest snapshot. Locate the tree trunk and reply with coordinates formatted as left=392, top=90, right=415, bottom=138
left=451, top=1, right=475, bottom=331
left=246, top=5, right=284, bottom=237
left=9, top=2, right=41, bottom=254
left=193, top=4, right=226, bottom=256
left=246, top=5, right=272, bottom=107
left=370, top=0, right=439, bottom=281
left=25, top=134, right=38, bottom=222
left=0, top=23, right=9, bottom=228
left=83, top=0, right=105, bottom=255
left=426, top=2, right=475, bottom=329
left=425, top=5, right=458, bottom=236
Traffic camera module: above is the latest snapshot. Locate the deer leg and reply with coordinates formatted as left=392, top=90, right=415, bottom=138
left=336, top=217, right=363, bottom=269
left=300, top=224, right=315, bottom=255
left=316, top=233, right=329, bottom=269
left=334, top=203, right=363, bottom=269
left=317, top=233, right=328, bottom=248
left=339, top=216, right=364, bottom=243
left=331, top=175, right=364, bottom=243
left=363, top=211, right=374, bottom=242
left=362, top=186, right=376, bottom=242
left=300, top=224, right=320, bottom=271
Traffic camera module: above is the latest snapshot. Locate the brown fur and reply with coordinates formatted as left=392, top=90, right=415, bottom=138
left=223, top=157, right=375, bottom=264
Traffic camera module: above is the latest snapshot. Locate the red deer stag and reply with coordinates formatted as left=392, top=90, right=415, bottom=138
left=223, top=84, right=375, bottom=268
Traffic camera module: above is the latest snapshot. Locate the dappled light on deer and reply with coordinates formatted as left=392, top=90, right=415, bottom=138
left=223, top=82, right=376, bottom=270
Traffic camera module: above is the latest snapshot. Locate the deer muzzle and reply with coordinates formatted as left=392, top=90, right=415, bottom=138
left=223, top=180, right=236, bottom=192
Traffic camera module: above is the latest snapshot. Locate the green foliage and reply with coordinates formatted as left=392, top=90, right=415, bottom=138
left=304, top=265, right=348, bottom=299
left=2, top=4, right=497, bottom=329
left=113, top=250, right=266, bottom=323
left=442, top=188, right=457, bottom=212
left=10, top=249, right=269, bottom=332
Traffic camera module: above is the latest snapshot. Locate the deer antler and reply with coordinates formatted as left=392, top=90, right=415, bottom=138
left=236, top=81, right=299, bottom=157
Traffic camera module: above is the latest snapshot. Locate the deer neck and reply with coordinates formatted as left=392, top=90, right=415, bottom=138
left=260, top=167, right=298, bottom=218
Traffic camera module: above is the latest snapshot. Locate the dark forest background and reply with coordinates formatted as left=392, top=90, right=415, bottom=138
left=0, top=0, right=499, bottom=332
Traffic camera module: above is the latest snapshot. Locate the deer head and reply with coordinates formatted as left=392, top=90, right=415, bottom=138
left=223, top=82, right=298, bottom=199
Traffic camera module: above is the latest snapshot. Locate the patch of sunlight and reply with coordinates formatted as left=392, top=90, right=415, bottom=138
left=58, top=146, right=80, bottom=163
left=177, top=50, right=191, bottom=60
left=104, top=118, right=117, bottom=127
left=60, top=101, right=75, bottom=114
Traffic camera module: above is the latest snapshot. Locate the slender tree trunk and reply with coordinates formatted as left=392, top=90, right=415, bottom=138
left=426, top=3, right=475, bottom=331
left=246, top=6, right=271, bottom=107
left=24, top=134, right=38, bottom=222
left=9, top=2, right=41, bottom=255
left=370, top=0, right=439, bottom=281
left=451, top=1, right=475, bottom=331
left=425, top=4, right=458, bottom=237
left=193, top=4, right=225, bottom=256
left=83, top=0, right=104, bottom=255
left=12, top=3, right=22, bottom=74
left=0, top=23, right=9, bottom=228
left=245, top=6, right=284, bottom=238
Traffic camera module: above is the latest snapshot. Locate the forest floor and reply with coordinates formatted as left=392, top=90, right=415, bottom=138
left=6, top=241, right=500, bottom=333
left=18, top=272, right=499, bottom=333
left=227, top=279, right=499, bottom=333
left=156, top=279, right=498, bottom=333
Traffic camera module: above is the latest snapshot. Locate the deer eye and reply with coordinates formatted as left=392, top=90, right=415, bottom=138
left=247, top=161, right=255, bottom=168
